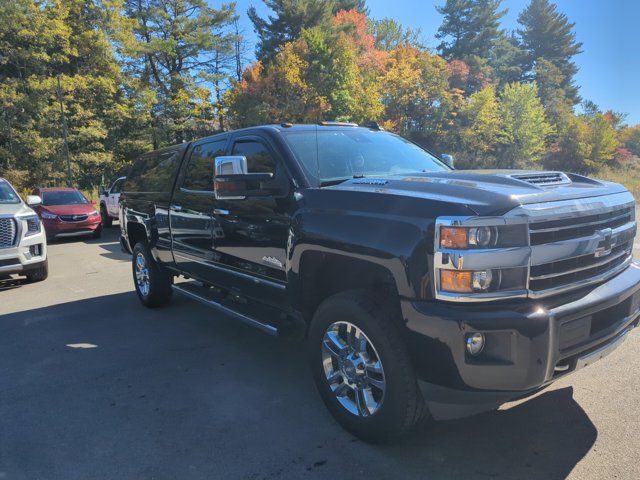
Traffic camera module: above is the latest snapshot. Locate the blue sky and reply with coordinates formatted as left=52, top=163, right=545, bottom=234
left=231, top=0, right=640, bottom=124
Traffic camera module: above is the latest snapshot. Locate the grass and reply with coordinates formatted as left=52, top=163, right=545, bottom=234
left=597, top=167, right=640, bottom=199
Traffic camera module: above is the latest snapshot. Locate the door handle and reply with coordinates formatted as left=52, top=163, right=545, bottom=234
left=171, top=205, right=182, bottom=212
left=213, top=208, right=229, bottom=216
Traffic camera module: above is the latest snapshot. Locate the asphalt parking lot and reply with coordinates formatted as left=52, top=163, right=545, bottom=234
left=1, top=225, right=640, bottom=480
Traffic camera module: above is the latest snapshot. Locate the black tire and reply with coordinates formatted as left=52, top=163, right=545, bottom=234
left=26, top=259, right=48, bottom=283
left=101, top=204, right=113, bottom=228
left=93, top=224, right=103, bottom=239
left=132, top=241, right=173, bottom=308
left=308, top=290, right=430, bottom=442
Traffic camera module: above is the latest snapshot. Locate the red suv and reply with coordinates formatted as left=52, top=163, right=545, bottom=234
left=34, top=188, right=102, bottom=241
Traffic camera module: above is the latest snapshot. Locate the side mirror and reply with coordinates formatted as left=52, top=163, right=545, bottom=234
left=26, top=195, right=42, bottom=207
left=214, top=156, right=284, bottom=200
left=91, top=199, right=97, bottom=205
left=98, top=185, right=106, bottom=196
left=215, top=156, right=248, bottom=176
left=440, top=154, right=455, bottom=169
left=214, top=156, right=248, bottom=200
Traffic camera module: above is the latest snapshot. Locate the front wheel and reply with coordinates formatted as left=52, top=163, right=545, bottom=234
left=308, top=290, right=430, bottom=442
left=101, top=204, right=113, bottom=228
left=132, top=242, right=173, bottom=308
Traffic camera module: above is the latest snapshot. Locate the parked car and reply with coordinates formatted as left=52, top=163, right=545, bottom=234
left=34, top=187, right=102, bottom=241
left=99, top=176, right=125, bottom=227
left=119, top=122, right=639, bottom=442
left=0, top=178, right=48, bottom=281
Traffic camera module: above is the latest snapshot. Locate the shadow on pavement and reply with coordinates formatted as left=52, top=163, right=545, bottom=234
left=0, top=292, right=596, bottom=480
left=82, top=226, right=129, bottom=261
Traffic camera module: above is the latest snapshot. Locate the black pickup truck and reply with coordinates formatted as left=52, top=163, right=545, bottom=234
left=120, top=122, right=640, bottom=442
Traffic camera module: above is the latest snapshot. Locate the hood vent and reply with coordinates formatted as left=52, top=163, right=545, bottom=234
left=510, top=172, right=572, bottom=186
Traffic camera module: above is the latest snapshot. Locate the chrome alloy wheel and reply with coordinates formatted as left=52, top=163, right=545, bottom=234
left=321, top=321, right=386, bottom=417
left=135, top=252, right=150, bottom=297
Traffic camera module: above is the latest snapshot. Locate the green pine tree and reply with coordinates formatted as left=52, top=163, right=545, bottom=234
left=517, top=0, right=583, bottom=105
left=123, top=0, right=237, bottom=144
left=436, top=0, right=507, bottom=60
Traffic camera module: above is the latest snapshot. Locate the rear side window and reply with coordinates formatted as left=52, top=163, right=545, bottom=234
left=125, top=146, right=185, bottom=193
left=182, top=139, right=227, bottom=191
left=231, top=139, right=276, bottom=173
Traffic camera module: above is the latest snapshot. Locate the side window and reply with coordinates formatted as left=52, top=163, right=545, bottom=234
left=125, top=145, right=184, bottom=193
left=111, top=179, right=123, bottom=194
left=231, top=139, right=276, bottom=174
left=182, top=139, right=227, bottom=191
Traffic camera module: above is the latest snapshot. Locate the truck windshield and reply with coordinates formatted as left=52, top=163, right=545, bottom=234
left=282, top=129, right=449, bottom=186
left=42, top=190, right=89, bottom=206
left=0, top=180, right=20, bottom=204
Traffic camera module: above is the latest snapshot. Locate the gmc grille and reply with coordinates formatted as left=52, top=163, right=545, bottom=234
left=0, top=217, right=17, bottom=248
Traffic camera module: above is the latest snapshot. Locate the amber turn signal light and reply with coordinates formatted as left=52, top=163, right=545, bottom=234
left=440, top=226, right=468, bottom=249
left=440, top=270, right=473, bottom=293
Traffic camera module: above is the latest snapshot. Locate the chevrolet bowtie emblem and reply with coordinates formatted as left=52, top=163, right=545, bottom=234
left=594, top=228, right=613, bottom=258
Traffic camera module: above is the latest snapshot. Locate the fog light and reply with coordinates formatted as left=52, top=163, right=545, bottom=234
left=472, top=270, right=493, bottom=291
left=466, top=332, right=485, bottom=356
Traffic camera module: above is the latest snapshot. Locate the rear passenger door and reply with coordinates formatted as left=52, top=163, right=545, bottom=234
left=210, top=134, right=292, bottom=306
left=170, top=137, right=228, bottom=284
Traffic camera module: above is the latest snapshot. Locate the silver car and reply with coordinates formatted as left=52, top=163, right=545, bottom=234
left=0, top=178, right=48, bottom=282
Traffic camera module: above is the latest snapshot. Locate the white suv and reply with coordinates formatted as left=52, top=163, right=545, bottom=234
left=0, top=178, right=48, bottom=282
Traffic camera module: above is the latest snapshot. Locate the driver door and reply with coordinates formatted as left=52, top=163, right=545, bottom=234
left=210, top=134, right=292, bottom=306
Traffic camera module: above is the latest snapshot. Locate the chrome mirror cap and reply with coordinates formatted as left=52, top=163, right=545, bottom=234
left=26, top=195, right=42, bottom=206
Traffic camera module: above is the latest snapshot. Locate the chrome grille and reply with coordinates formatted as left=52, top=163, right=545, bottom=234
left=0, top=217, right=17, bottom=248
left=525, top=192, right=636, bottom=298
left=529, top=206, right=633, bottom=245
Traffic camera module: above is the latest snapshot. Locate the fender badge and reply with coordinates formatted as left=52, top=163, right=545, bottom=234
left=262, top=256, right=283, bottom=269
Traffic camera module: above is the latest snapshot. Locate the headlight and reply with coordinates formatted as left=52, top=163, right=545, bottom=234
left=89, top=209, right=100, bottom=216
left=440, top=226, right=498, bottom=249
left=23, top=215, right=41, bottom=236
left=435, top=217, right=529, bottom=300
left=41, top=211, right=58, bottom=220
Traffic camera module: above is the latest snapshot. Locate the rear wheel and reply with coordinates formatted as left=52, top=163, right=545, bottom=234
left=25, top=259, right=48, bottom=283
left=101, top=204, right=112, bottom=228
left=308, top=290, right=430, bottom=442
left=132, top=241, right=173, bottom=308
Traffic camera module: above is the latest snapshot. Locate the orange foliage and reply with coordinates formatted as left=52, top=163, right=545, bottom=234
left=333, top=9, right=388, bottom=72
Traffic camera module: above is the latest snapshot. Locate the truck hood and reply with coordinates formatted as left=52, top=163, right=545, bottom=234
left=0, top=201, right=36, bottom=217
left=327, top=170, right=629, bottom=216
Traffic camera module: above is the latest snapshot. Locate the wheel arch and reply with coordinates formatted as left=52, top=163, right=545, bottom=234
left=294, top=250, right=401, bottom=323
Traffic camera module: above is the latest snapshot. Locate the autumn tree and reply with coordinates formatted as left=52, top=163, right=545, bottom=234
left=497, top=82, right=553, bottom=168
left=381, top=46, right=457, bottom=148
left=226, top=17, right=382, bottom=128
left=249, top=0, right=367, bottom=63
left=455, top=86, right=502, bottom=167
left=0, top=0, right=133, bottom=190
